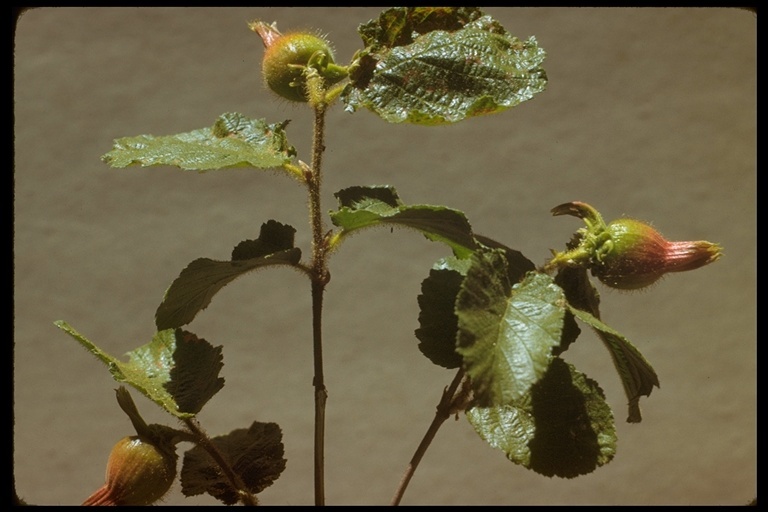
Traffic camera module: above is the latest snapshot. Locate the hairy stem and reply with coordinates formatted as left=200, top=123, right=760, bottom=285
left=308, top=93, right=330, bottom=507
left=183, top=418, right=258, bottom=506
left=391, top=368, right=467, bottom=506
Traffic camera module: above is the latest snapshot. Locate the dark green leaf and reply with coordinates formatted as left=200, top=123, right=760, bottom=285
left=56, top=322, right=224, bottom=418
left=415, top=245, right=534, bottom=370
left=567, top=306, right=660, bottom=423
left=101, top=113, right=296, bottom=172
left=466, top=358, right=616, bottom=478
left=553, top=266, right=601, bottom=355
left=344, top=9, right=547, bottom=125
left=180, top=421, right=286, bottom=505
left=416, top=266, right=465, bottom=369
left=456, top=250, right=565, bottom=405
left=231, top=220, right=297, bottom=261
left=155, top=221, right=301, bottom=330
left=474, top=234, right=536, bottom=284
left=334, top=185, right=402, bottom=209
left=554, top=266, right=602, bottom=317
left=330, top=185, right=477, bottom=258
left=357, top=7, right=485, bottom=49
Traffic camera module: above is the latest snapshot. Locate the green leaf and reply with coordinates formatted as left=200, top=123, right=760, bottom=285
left=101, top=113, right=296, bottom=172
left=343, top=7, right=547, bottom=125
left=180, top=421, right=286, bottom=505
left=474, top=234, right=536, bottom=284
left=155, top=221, right=301, bottom=330
left=567, top=306, right=660, bottom=423
left=466, top=358, right=616, bottom=478
left=415, top=244, right=535, bottom=369
left=56, top=322, right=224, bottom=418
left=456, top=249, right=565, bottom=405
left=552, top=266, right=601, bottom=356
left=357, top=7, right=485, bottom=49
left=330, top=185, right=477, bottom=258
left=554, top=265, right=602, bottom=317
left=416, top=265, right=465, bottom=369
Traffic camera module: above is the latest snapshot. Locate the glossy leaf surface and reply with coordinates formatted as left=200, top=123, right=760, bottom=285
left=466, top=358, right=616, bottom=478
left=102, top=113, right=296, bottom=172
left=456, top=249, right=564, bottom=405
left=343, top=7, right=547, bottom=124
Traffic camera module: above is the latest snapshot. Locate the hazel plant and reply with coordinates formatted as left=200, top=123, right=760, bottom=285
left=57, top=8, right=723, bottom=506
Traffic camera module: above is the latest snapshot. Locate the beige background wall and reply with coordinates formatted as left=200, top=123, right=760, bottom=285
left=13, top=7, right=755, bottom=505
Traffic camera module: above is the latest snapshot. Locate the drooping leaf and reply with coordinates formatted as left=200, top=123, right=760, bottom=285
left=552, top=265, right=602, bottom=356
left=554, top=265, right=602, bottom=317
left=56, top=322, right=224, bottom=418
left=466, top=357, right=616, bottom=478
left=343, top=7, right=547, bottom=125
left=567, top=306, right=659, bottom=423
left=155, top=221, right=301, bottom=330
left=180, top=421, right=286, bottom=505
left=101, top=113, right=296, bottom=173
left=455, top=249, right=565, bottom=405
left=330, top=185, right=477, bottom=258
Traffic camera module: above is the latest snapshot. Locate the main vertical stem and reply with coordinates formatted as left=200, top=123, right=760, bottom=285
left=308, top=100, right=329, bottom=506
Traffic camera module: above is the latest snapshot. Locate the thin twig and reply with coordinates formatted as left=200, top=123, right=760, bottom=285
left=183, top=418, right=259, bottom=506
left=391, top=368, right=467, bottom=506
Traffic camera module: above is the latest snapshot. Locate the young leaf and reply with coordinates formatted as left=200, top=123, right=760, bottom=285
left=55, top=322, right=224, bottom=418
left=567, top=306, right=660, bottom=423
left=101, top=113, right=296, bottom=173
left=330, top=185, right=477, bottom=258
left=466, top=358, right=616, bottom=478
left=343, top=7, right=547, bottom=124
left=456, top=249, right=565, bottom=405
left=180, top=421, right=286, bottom=505
left=155, top=221, right=301, bottom=330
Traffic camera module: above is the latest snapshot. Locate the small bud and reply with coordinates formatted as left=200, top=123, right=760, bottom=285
left=591, top=218, right=723, bottom=290
left=82, top=435, right=177, bottom=506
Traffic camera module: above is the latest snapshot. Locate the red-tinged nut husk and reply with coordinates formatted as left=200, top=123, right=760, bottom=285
left=591, top=218, right=723, bottom=290
left=82, top=435, right=177, bottom=506
left=249, top=20, right=337, bottom=103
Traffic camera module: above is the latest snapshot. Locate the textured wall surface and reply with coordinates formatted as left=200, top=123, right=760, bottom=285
left=14, top=7, right=755, bottom=506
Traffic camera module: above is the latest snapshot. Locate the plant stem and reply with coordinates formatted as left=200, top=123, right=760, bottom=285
left=391, top=368, right=467, bottom=506
left=183, top=418, right=258, bottom=506
left=308, top=97, right=330, bottom=506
